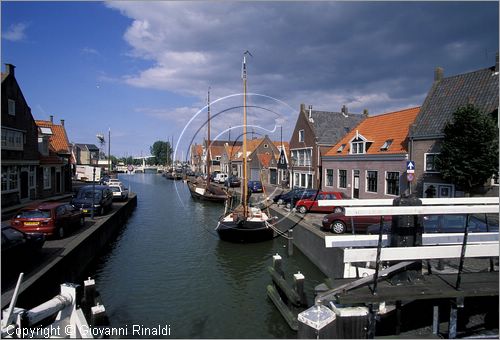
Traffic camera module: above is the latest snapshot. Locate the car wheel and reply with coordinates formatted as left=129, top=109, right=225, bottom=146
left=285, top=202, right=291, bottom=209
left=298, top=206, right=307, bottom=214
left=333, top=207, right=344, bottom=213
left=277, top=199, right=284, bottom=205
left=57, top=226, right=65, bottom=239
left=79, top=216, right=85, bottom=227
left=331, top=221, right=346, bottom=234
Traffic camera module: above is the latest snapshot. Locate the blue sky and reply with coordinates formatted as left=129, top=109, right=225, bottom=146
left=2, top=1, right=498, bottom=160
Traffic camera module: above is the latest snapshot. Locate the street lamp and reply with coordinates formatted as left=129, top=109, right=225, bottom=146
left=290, top=155, right=297, bottom=189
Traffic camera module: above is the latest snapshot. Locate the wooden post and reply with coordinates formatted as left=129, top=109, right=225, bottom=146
left=288, top=230, right=293, bottom=257
left=293, top=272, right=307, bottom=307
left=298, top=304, right=337, bottom=339
left=273, top=253, right=284, bottom=278
left=432, top=305, right=440, bottom=335
left=90, top=304, right=107, bottom=327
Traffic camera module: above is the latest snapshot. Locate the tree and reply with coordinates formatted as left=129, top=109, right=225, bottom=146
left=436, top=104, right=499, bottom=195
left=150, top=140, right=172, bottom=165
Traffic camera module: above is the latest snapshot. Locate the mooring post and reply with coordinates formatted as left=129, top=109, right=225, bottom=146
left=288, top=230, right=293, bottom=257
left=448, top=297, right=464, bottom=339
left=273, top=253, right=284, bottom=278
left=432, top=305, right=440, bottom=335
left=83, top=277, right=96, bottom=308
left=293, top=272, right=307, bottom=306
left=90, top=304, right=107, bottom=327
left=297, top=304, right=337, bottom=339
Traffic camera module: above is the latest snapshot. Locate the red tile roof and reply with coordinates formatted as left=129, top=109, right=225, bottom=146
left=35, top=120, right=71, bottom=155
left=256, top=153, right=273, bottom=168
left=325, top=107, right=420, bottom=156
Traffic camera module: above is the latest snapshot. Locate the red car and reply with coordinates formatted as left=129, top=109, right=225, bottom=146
left=295, top=191, right=347, bottom=214
left=11, top=202, right=85, bottom=239
left=321, top=211, right=392, bottom=234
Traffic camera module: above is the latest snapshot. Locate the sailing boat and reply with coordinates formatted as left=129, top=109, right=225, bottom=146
left=216, top=52, right=275, bottom=243
left=187, top=88, right=229, bottom=202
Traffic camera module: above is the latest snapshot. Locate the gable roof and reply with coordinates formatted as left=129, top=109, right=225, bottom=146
left=325, top=106, right=420, bottom=157
left=74, top=143, right=100, bottom=152
left=410, top=66, right=499, bottom=139
left=301, top=107, right=366, bottom=145
left=35, top=120, right=71, bottom=155
left=256, top=153, right=274, bottom=168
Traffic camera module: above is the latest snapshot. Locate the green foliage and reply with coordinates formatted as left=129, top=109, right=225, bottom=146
left=150, top=140, right=172, bottom=165
left=436, top=105, right=499, bottom=194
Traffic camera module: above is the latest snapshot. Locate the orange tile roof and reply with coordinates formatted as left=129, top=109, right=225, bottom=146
left=325, top=107, right=420, bottom=157
left=35, top=120, right=71, bottom=155
left=230, top=138, right=265, bottom=161
left=256, top=153, right=273, bottom=168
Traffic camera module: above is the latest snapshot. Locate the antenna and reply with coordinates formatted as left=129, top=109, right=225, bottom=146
left=96, top=133, right=105, bottom=160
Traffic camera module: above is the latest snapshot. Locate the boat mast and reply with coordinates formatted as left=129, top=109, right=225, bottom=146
left=207, top=87, right=211, bottom=185
left=242, top=53, right=249, bottom=217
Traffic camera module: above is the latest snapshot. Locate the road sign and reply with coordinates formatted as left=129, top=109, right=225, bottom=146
left=406, top=160, right=415, bottom=173
left=407, top=173, right=414, bottom=182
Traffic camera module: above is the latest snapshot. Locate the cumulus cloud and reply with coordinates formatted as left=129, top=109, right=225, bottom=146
left=105, top=1, right=498, bottom=145
left=2, top=22, right=28, bottom=41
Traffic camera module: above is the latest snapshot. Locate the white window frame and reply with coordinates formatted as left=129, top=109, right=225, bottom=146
left=385, top=171, right=400, bottom=197
left=43, top=167, right=51, bottom=189
left=424, top=153, right=440, bottom=173
left=1, top=166, right=19, bottom=193
left=366, top=170, right=378, bottom=194
left=325, top=168, right=334, bottom=187
left=8, top=99, right=15, bottom=116
left=298, top=129, right=305, bottom=143
left=338, top=169, right=347, bottom=189
left=1, top=128, right=24, bottom=151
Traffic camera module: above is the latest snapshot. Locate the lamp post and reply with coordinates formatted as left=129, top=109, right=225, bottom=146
left=91, top=165, right=96, bottom=219
left=290, top=155, right=297, bottom=189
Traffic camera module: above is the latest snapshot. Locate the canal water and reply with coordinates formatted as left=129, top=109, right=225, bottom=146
left=89, top=173, right=326, bottom=338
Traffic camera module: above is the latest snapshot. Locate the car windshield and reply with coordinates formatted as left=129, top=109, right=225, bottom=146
left=110, top=187, right=120, bottom=192
left=16, top=210, right=51, bottom=218
left=79, top=190, right=102, bottom=199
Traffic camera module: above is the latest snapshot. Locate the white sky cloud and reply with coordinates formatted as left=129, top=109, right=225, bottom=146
left=2, top=22, right=28, bottom=41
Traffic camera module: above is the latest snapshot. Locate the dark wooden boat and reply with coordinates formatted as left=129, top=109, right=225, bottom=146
left=187, top=180, right=228, bottom=202
left=215, top=52, right=274, bottom=243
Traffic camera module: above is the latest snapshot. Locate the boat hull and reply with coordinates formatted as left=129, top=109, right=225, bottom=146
left=216, top=219, right=274, bottom=243
left=187, top=182, right=227, bottom=203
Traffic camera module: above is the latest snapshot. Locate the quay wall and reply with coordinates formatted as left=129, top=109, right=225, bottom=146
left=2, top=194, right=137, bottom=309
left=269, top=206, right=344, bottom=279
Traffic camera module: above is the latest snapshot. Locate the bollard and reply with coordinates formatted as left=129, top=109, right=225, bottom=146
left=298, top=304, right=337, bottom=339
left=90, top=304, right=107, bottom=327
left=288, top=230, right=294, bottom=257
left=293, top=272, right=307, bottom=307
left=83, top=277, right=96, bottom=309
left=273, top=253, right=284, bottom=278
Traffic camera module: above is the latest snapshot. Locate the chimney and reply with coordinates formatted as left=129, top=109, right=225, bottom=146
left=300, top=103, right=305, bottom=113
left=495, top=52, right=499, bottom=73
left=341, top=105, right=348, bottom=116
left=60, top=119, right=65, bottom=126
left=434, top=67, right=444, bottom=82
left=5, top=63, right=15, bottom=77
left=308, top=105, right=313, bottom=119
left=363, top=109, right=369, bottom=117
left=49, top=115, right=53, bottom=123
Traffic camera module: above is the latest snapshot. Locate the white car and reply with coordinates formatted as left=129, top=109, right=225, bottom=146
left=214, top=173, right=228, bottom=184
left=108, top=184, right=128, bottom=201
left=106, top=178, right=122, bottom=186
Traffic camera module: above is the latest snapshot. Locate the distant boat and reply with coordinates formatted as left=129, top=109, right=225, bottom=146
left=187, top=87, right=229, bottom=203
left=216, top=53, right=274, bottom=243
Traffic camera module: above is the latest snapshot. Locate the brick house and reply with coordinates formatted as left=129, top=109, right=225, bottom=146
left=409, top=58, right=499, bottom=198
left=321, top=107, right=420, bottom=199
left=289, top=104, right=366, bottom=189
left=1, top=64, right=40, bottom=207
left=36, top=117, right=73, bottom=196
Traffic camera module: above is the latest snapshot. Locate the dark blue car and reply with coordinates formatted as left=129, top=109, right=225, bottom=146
left=248, top=180, right=263, bottom=193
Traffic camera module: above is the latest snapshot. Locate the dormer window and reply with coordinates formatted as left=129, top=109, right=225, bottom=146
left=380, top=139, right=393, bottom=151
left=298, top=130, right=304, bottom=142
left=337, top=144, right=346, bottom=153
left=350, top=138, right=365, bottom=154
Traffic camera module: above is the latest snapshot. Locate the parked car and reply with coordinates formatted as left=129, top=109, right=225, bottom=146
left=273, top=188, right=318, bottom=206
left=248, top=180, right=263, bottom=193
left=225, top=176, right=241, bottom=188
left=366, top=214, right=499, bottom=235
left=210, top=172, right=220, bottom=181
left=1, top=226, right=45, bottom=261
left=10, top=202, right=85, bottom=239
left=99, top=174, right=110, bottom=185
left=322, top=211, right=392, bottom=234
left=106, top=178, right=122, bottom=186
left=295, top=191, right=348, bottom=214
left=109, top=184, right=129, bottom=201
left=71, top=185, right=113, bottom=216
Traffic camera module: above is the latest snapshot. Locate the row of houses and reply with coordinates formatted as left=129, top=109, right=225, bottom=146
left=191, top=55, right=499, bottom=199
left=1, top=63, right=106, bottom=208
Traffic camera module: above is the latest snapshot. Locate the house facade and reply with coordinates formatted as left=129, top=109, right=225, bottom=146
left=322, top=107, right=420, bottom=199
left=409, top=59, right=499, bottom=198
left=72, top=143, right=100, bottom=165
left=36, top=117, right=73, bottom=196
left=289, top=104, right=366, bottom=189
left=1, top=64, right=40, bottom=207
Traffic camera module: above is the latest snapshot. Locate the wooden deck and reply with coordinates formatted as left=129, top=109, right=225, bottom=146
left=331, top=271, right=498, bottom=305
